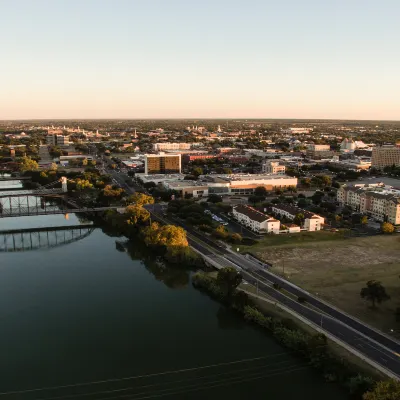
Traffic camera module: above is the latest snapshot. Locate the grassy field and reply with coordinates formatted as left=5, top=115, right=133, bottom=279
left=240, top=232, right=400, bottom=334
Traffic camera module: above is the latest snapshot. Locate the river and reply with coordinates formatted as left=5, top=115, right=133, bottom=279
left=0, top=209, right=347, bottom=399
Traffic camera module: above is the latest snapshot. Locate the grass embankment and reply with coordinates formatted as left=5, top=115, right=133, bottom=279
left=240, top=232, right=400, bottom=333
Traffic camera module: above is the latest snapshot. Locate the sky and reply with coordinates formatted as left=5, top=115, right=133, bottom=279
left=1, top=0, right=400, bottom=120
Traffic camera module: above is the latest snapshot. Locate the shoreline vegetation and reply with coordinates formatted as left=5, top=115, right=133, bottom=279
left=191, top=270, right=399, bottom=400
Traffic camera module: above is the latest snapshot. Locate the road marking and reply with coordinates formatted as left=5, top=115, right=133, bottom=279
left=394, top=352, right=400, bottom=357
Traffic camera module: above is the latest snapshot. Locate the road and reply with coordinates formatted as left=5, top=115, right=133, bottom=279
left=147, top=203, right=400, bottom=378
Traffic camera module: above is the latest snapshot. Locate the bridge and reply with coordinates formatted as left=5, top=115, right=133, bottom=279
left=0, top=225, right=95, bottom=252
left=0, top=176, right=32, bottom=181
left=0, top=177, right=123, bottom=218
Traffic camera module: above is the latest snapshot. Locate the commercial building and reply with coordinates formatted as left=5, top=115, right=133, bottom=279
left=337, top=184, right=400, bottom=225
left=182, top=153, right=217, bottom=162
left=371, top=146, right=400, bottom=169
left=163, top=180, right=209, bottom=198
left=232, top=205, right=280, bottom=234
left=262, top=161, right=286, bottom=175
left=201, top=173, right=298, bottom=196
left=152, top=143, right=191, bottom=151
left=144, top=153, right=181, bottom=174
left=306, top=144, right=335, bottom=160
left=329, top=156, right=371, bottom=171
left=271, top=205, right=325, bottom=231
left=281, top=127, right=313, bottom=134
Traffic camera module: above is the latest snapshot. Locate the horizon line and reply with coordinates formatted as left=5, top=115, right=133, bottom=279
left=1, top=117, right=400, bottom=123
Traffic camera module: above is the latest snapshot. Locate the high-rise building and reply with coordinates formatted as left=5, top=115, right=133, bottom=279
left=372, top=146, right=400, bottom=169
left=144, top=153, right=181, bottom=174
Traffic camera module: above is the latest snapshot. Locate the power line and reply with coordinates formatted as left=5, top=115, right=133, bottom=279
left=0, top=333, right=381, bottom=398
left=94, top=365, right=307, bottom=400
left=0, top=354, right=288, bottom=397
left=36, top=359, right=296, bottom=400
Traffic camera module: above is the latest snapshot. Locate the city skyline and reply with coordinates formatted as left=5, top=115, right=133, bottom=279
left=1, top=0, right=400, bottom=120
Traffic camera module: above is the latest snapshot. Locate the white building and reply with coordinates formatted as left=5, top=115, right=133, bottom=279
left=232, top=205, right=280, bottom=234
left=271, top=205, right=324, bottom=231
left=281, top=128, right=313, bottom=134
left=262, top=161, right=286, bottom=175
left=152, top=143, right=191, bottom=151
left=200, top=173, right=297, bottom=196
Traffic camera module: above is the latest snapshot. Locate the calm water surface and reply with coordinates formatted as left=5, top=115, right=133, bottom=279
left=0, top=213, right=346, bottom=400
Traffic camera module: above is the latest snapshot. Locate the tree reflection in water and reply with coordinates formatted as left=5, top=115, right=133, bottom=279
left=121, top=239, right=192, bottom=290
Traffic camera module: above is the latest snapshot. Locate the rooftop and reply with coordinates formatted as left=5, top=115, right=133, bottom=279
left=233, top=204, right=277, bottom=223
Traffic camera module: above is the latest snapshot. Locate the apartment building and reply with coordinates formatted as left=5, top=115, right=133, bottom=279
left=271, top=204, right=325, bottom=231
left=232, top=205, right=280, bottom=233
left=337, top=184, right=400, bottom=225
left=371, top=146, right=400, bottom=169
left=144, top=153, right=181, bottom=174
left=262, top=161, right=286, bottom=175
left=152, top=143, right=191, bottom=151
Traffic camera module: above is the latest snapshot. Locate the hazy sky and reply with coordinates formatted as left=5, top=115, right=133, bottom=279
left=1, top=0, right=399, bottom=120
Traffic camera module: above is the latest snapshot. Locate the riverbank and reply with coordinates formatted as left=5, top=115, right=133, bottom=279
left=192, top=271, right=381, bottom=399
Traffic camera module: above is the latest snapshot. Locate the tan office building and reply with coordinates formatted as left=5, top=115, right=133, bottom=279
left=144, top=153, right=181, bottom=174
left=372, top=146, right=400, bottom=169
left=262, top=161, right=286, bottom=175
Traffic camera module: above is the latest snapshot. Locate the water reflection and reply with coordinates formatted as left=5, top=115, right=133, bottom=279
left=216, top=306, right=246, bottom=330
left=120, top=238, right=191, bottom=289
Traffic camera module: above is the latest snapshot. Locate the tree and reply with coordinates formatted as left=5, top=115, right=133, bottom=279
left=229, top=233, right=242, bottom=244
left=127, top=192, right=154, bottom=206
left=125, top=205, right=150, bottom=225
left=363, top=379, right=400, bottom=400
left=294, top=213, right=305, bottom=226
left=212, top=224, right=228, bottom=240
left=192, top=167, right=203, bottom=176
left=143, top=223, right=189, bottom=248
left=208, top=194, right=223, bottom=203
left=297, top=198, right=308, bottom=208
left=75, top=179, right=93, bottom=190
left=381, top=222, right=395, bottom=234
left=254, top=186, right=268, bottom=197
left=19, top=156, right=39, bottom=172
left=82, top=158, right=88, bottom=166
left=49, top=163, right=58, bottom=171
left=321, top=175, right=332, bottom=187
left=217, top=267, right=242, bottom=296
left=361, top=215, right=368, bottom=225
left=301, top=178, right=311, bottom=188
left=360, top=280, right=390, bottom=308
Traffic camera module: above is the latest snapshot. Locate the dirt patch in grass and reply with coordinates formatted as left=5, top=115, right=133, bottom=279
left=247, top=234, right=400, bottom=333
